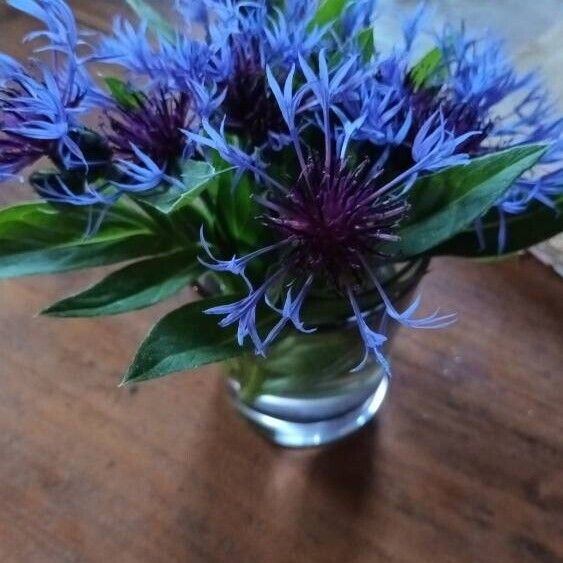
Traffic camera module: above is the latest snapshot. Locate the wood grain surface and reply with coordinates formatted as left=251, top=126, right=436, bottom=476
left=0, top=2, right=562, bottom=562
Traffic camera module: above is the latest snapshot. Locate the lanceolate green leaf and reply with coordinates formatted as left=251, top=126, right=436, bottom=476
left=123, top=295, right=278, bottom=384
left=141, top=160, right=218, bottom=214
left=214, top=171, right=262, bottom=249
left=125, top=0, right=174, bottom=39
left=0, top=201, right=173, bottom=279
left=434, top=196, right=563, bottom=257
left=311, top=0, right=347, bottom=27
left=386, top=144, right=547, bottom=258
left=42, top=250, right=201, bottom=317
left=409, top=47, right=445, bottom=90
left=103, top=77, right=140, bottom=109
left=358, top=27, right=375, bottom=61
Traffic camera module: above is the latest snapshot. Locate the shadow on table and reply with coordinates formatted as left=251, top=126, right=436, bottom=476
left=294, top=422, right=383, bottom=562
left=174, top=381, right=383, bottom=562
left=308, top=420, right=380, bottom=503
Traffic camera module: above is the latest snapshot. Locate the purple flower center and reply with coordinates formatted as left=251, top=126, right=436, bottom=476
left=221, top=34, right=285, bottom=147
left=409, top=87, right=492, bottom=154
left=263, top=156, right=409, bottom=288
left=104, top=89, right=196, bottom=173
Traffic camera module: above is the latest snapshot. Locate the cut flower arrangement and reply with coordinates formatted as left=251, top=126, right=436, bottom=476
left=1, top=0, right=562, bottom=446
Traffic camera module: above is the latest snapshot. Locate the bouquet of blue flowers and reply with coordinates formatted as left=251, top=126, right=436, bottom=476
left=1, top=0, right=562, bottom=392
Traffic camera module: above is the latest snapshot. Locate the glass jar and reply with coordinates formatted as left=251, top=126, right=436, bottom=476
left=225, top=259, right=428, bottom=448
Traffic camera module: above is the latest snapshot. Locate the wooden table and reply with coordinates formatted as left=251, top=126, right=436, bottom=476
left=0, top=2, right=562, bottom=562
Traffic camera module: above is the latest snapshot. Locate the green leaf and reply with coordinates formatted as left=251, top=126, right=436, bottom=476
left=125, top=0, right=174, bottom=39
left=103, top=77, right=140, bottom=109
left=409, top=47, right=445, bottom=90
left=434, top=197, right=563, bottom=257
left=141, top=160, right=218, bottom=214
left=311, top=0, right=347, bottom=27
left=0, top=201, right=173, bottom=279
left=123, top=295, right=276, bottom=384
left=386, top=144, right=548, bottom=258
left=42, top=250, right=201, bottom=317
left=358, top=27, right=375, bottom=61
left=214, top=171, right=263, bottom=250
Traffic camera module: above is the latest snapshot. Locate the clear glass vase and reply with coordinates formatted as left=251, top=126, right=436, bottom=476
left=224, top=259, right=428, bottom=448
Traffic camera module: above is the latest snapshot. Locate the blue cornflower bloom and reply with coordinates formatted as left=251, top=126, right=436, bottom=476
left=368, top=8, right=562, bottom=251
left=1, top=0, right=108, bottom=199
left=195, top=0, right=329, bottom=147
left=430, top=25, right=563, bottom=249
left=195, top=58, right=459, bottom=369
left=104, top=88, right=198, bottom=175
left=96, top=1, right=329, bottom=151
left=0, top=64, right=88, bottom=180
left=437, top=26, right=530, bottom=113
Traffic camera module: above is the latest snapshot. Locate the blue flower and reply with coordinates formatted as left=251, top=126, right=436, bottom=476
left=95, top=1, right=329, bottom=152
left=104, top=88, right=197, bottom=173
left=431, top=24, right=563, bottom=249
left=189, top=1, right=328, bottom=148
left=0, top=65, right=88, bottom=180
left=1, top=0, right=104, bottom=185
left=438, top=26, right=530, bottom=112
left=193, top=55, right=456, bottom=370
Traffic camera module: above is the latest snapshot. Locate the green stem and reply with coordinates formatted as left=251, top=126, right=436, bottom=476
left=240, top=358, right=266, bottom=403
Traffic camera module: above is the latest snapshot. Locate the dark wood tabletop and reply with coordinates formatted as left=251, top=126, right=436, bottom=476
left=0, top=2, right=562, bottom=562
